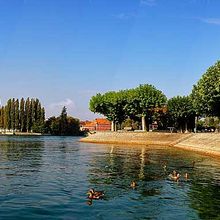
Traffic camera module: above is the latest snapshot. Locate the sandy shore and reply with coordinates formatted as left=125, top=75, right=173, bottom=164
left=80, top=131, right=220, bottom=158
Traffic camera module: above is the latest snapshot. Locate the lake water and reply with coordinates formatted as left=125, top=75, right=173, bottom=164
left=0, top=136, right=220, bottom=220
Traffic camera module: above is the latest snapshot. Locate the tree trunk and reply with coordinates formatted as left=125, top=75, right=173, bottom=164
left=141, top=116, right=146, bottom=131
left=111, top=121, right=115, bottom=132
left=185, top=121, right=188, bottom=133
left=194, top=116, right=198, bottom=133
left=114, top=122, right=117, bottom=132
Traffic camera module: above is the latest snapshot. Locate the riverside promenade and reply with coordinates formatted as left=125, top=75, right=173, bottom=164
left=80, top=132, right=220, bottom=158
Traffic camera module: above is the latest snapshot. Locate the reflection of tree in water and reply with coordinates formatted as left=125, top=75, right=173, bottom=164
left=87, top=145, right=219, bottom=204
left=188, top=172, right=220, bottom=219
left=87, top=145, right=168, bottom=200
left=0, top=140, right=43, bottom=176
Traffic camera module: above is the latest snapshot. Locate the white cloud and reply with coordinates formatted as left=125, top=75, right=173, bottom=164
left=47, top=98, right=76, bottom=117
left=49, top=98, right=75, bottom=108
left=200, top=18, right=220, bottom=25
left=140, top=0, right=157, bottom=6
left=113, top=12, right=136, bottom=20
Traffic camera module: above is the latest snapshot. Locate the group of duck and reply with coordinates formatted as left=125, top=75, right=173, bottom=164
left=87, top=161, right=195, bottom=201
left=166, top=160, right=195, bottom=181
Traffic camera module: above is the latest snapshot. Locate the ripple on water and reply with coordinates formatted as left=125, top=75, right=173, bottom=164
left=0, top=136, right=220, bottom=219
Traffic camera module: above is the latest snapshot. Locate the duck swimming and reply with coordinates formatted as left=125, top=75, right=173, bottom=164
left=169, top=170, right=180, bottom=181
left=130, top=181, right=138, bottom=188
left=87, top=188, right=104, bottom=200
left=163, top=164, right=167, bottom=171
left=184, top=172, right=189, bottom=180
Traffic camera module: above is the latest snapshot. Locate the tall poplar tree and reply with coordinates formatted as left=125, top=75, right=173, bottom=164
left=59, top=106, right=68, bottom=135
left=0, top=107, right=3, bottom=128
left=31, top=98, right=35, bottom=126
left=6, top=99, right=12, bottom=130
left=20, top=98, right=26, bottom=132
left=25, top=98, right=31, bottom=132
left=41, top=107, right=45, bottom=123
left=11, top=98, right=15, bottom=130
left=4, top=106, right=7, bottom=130
left=15, top=99, right=20, bottom=131
left=1, top=97, right=45, bottom=133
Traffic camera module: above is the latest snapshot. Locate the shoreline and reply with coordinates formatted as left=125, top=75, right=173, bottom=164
left=80, top=131, right=220, bottom=158
left=0, top=132, right=46, bottom=136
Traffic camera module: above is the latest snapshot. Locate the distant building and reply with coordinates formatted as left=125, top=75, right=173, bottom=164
left=80, top=118, right=111, bottom=131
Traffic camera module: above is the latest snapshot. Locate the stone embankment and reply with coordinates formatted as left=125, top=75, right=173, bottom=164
left=175, top=133, right=220, bottom=157
left=80, top=131, right=220, bottom=157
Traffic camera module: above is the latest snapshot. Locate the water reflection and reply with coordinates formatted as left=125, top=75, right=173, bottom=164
left=0, top=136, right=220, bottom=219
left=87, top=144, right=220, bottom=219
left=0, top=139, right=43, bottom=175
left=189, top=165, right=220, bottom=219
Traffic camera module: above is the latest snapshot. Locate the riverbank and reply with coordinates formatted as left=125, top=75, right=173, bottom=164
left=80, top=131, right=220, bottom=158
left=0, top=132, right=43, bottom=136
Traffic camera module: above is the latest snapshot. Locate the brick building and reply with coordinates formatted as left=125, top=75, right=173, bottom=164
left=80, top=118, right=111, bottom=131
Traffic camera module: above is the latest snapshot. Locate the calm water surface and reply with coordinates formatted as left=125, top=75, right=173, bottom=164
left=0, top=136, right=220, bottom=220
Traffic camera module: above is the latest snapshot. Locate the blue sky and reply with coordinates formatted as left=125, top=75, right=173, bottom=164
left=0, top=0, right=220, bottom=120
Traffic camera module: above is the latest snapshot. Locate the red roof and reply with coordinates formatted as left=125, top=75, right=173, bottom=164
left=81, top=118, right=110, bottom=127
left=95, top=118, right=111, bottom=125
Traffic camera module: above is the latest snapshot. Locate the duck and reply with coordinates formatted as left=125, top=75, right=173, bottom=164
left=184, top=172, right=189, bottom=180
left=87, top=188, right=104, bottom=200
left=168, top=170, right=180, bottom=181
left=130, top=181, right=138, bottom=188
left=163, top=164, right=167, bottom=171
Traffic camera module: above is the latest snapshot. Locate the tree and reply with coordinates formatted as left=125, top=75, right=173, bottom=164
left=89, top=91, right=127, bottom=131
left=41, top=107, right=45, bottom=124
left=15, top=99, right=20, bottom=131
left=124, top=84, right=167, bottom=131
left=167, top=96, right=195, bottom=132
left=0, top=107, right=4, bottom=129
left=35, top=99, right=42, bottom=122
left=25, top=98, right=32, bottom=132
left=89, top=85, right=167, bottom=131
left=66, top=116, right=80, bottom=135
left=6, top=99, right=12, bottom=130
left=31, top=98, right=36, bottom=126
left=191, top=60, right=220, bottom=117
left=59, top=106, right=68, bottom=135
left=10, top=98, right=15, bottom=130
left=44, top=107, right=81, bottom=135
left=20, top=98, right=26, bottom=132
left=4, top=105, right=7, bottom=130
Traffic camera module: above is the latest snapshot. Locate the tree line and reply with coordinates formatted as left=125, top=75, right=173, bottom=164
left=0, top=98, right=82, bottom=136
left=45, top=106, right=81, bottom=136
left=0, top=98, right=45, bottom=133
left=89, top=60, right=220, bottom=132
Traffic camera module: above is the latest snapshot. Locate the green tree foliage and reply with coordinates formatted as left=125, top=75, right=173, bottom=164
left=60, top=106, right=68, bottom=135
left=191, top=60, right=220, bottom=117
left=25, top=98, right=31, bottom=132
left=45, top=107, right=81, bottom=136
left=6, top=99, right=12, bottom=130
left=11, top=98, right=15, bottom=130
left=90, top=84, right=167, bottom=131
left=15, top=99, right=19, bottom=131
left=167, top=96, right=195, bottom=132
left=126, top=84, right=167, bottom=131
left=0, top=97, right=45, bottom=133
left=20, top=98, right=26, bottom=132
left=89, top=91, right=127, bottom=131
left=0, top=107, right=4, bottom=129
